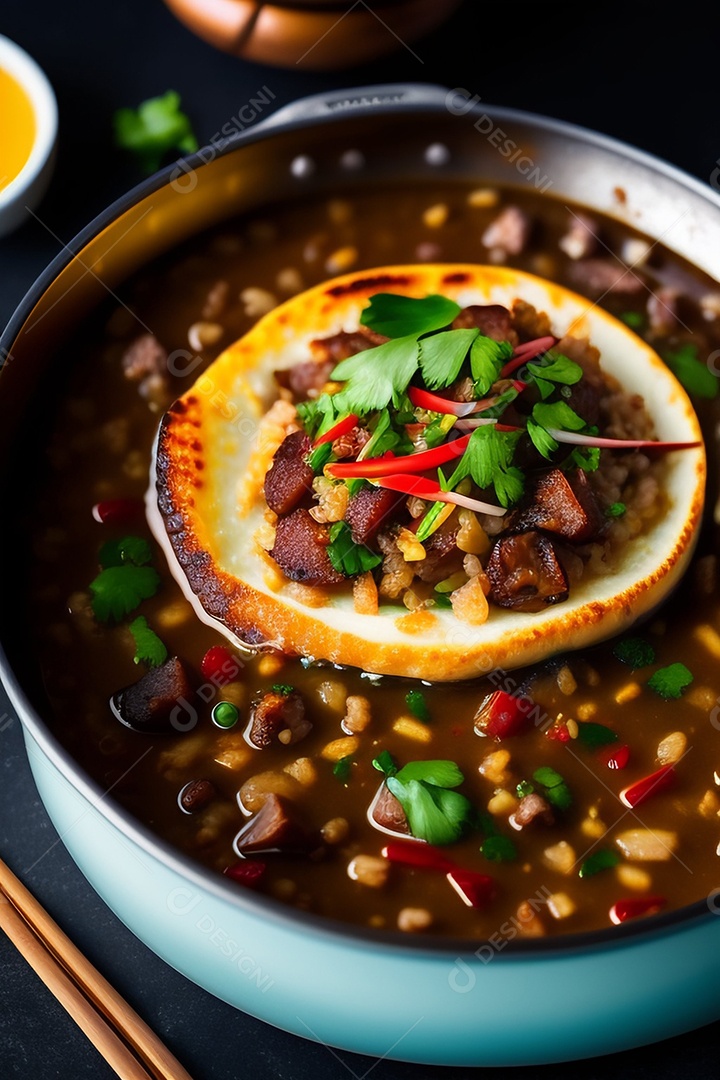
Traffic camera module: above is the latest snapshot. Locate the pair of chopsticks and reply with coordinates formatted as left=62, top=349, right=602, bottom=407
left=0, top=855, right=194, bottom=1080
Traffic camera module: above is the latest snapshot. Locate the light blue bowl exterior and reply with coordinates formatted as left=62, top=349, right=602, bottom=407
left=22, top=722, right=720, bottom=1066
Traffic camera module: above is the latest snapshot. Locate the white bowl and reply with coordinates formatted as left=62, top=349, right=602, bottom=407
left=0, top=35, right=57, bottom=238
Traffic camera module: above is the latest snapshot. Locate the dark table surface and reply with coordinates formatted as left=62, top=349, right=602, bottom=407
left=1, top=2, right=719, bottom=1077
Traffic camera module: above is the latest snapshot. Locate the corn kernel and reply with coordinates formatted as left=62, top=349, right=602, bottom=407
left=615, top=681, right=641, bottom=705
left=487, top=789, right=518, bottom=816
left=547, top=892, right=576, bottom=919
left=467, top=187, right=499, bottom=208
left=616, top=865, right=652, bottom=891
left=694, top=623, right=720, bottom=659
left=422, top=203, right=449, bottom=228
left=257, top=652, right=285, bottom=677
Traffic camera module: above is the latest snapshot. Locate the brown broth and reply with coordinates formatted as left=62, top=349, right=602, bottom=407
left=26, top=181, right=720, bottom=939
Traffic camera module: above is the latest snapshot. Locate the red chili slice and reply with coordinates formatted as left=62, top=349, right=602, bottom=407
left=499, top=335, right=557, bottom=377
left=446, top=869, right=496, bottom=909
left=313, top=413, right=359, bottom=447
left=92, top=498, right=145, bottom=525
left=326, top=434, right=471, bottom=479
left=223, top=860, right=267, bottom=889
left=382, top=840, right=455, bottom=873
left=599, top=743, right=630, bottom=770
left=609, top=895, right=667, bottom=924
left=474, top=690, right=532, bottom=740
left=200, top=645, right=242, bottom=686
left=620, top=764, right=676, bottom=808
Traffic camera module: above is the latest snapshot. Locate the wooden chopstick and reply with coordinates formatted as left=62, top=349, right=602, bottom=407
left=0, top=856, right=194, bottom=1080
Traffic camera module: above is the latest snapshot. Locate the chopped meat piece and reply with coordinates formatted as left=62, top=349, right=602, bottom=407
left=276, top=359, right=334, bottom=400
left=332, top=425, right=371, bottom=459
left=344, top=486, right=405, bottom=545
left=414, top=523, right=464, bottom=584
left=234, top=793, right=312, bottom=854
left=270, top=508, right=345, bottom=586
left=248, top=689, right=311, bottom=748
left=371, top=784, right=409, bottom=834
left=122, top=334, right=168, bottom=381
left=309, top=327, right=386, bottom=363
left=559, top=213, right=598, bottom=260
left=452, top=304, right=518, bottom=345
left=509, top=469, right=606, bottom=544
left=647, top=287, right=681, bottom=334
left=487, top=531, right=569, bottom=612
left=111, top=656, right=198, bottom=734
left=569, top=259, right=646, bottom=296
left=263, top=431, right=314, bottom=515
left=179, top=779, right=217, bottom=813
left=512, top=793, right=555, bottom=828
left=481, top=206, right=531, bottom=255
left=448, top=376, right=476, bottom=402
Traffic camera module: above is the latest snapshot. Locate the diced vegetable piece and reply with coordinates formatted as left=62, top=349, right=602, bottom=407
left=405, top=689, right=431, bottom=723
left=598, top=743, right=630, bottom=770
left=200, top=644, right=242, bottom=685
left=609, top=895, right=667, bottom=924
left=615, top=828, right=678, bottom=861
left=474, top=690, right=530, bottom=740
left=382, top=840, right=455, bottom=873
left=647, top=663, right=694, bottom=700
left=223, top=860, right=267, bottom=889
left=575, top=721, right=618, bottom=749
left=620, top=764, right=676, bottom=808
left=578, top=849, right=620, bottom=878
left=92, top=498, right=145, bottom=525
left=446, top=868, right=496, bottom=909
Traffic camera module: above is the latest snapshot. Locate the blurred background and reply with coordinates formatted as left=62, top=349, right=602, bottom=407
left=0, top=1, right=718, bottom=1076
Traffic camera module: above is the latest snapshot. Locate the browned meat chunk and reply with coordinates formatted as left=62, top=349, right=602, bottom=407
left=111, top=656, right=198, bottom=734
left=309, top=327, right=386, bottom=363
left=278, top=359, right=334, bottom=400
left=569, top=259, right=646, bottom=296
left=452, top=304, right=518, bottom=345
left=647, top=287, right=681, bottom=334
left=122, top=333, right=167, bottom=381
left=179, top=779, right=217, bottom=813
left=559, top=212, right=598, bottom=260
left=234, top=793, right=311, bottom=854
left=270, top=508, right=345, bottom=586
left=487, top=531, right=569, bottom=612
left=264, top=431, right=314, bottom=515
left=344, top=486, right=405, bottom=545
left=481, top=206, right=531, bottom=255
left=511, top=793, right=554, bottom=828
left=509, top=469, right=606, bottom=544
left=414, top=523, right=464, bottom=584
left=248, top=689, right=311, bottom=749
left=371, top=784, right=409, bottom=835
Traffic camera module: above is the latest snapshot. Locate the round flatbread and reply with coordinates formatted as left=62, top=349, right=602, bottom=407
left=147, top=264, right=705, bottom=681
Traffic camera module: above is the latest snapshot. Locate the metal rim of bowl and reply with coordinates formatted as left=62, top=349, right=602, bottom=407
left=0, top=82, right=717, bottom=959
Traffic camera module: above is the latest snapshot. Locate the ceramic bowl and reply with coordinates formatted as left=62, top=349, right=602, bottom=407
left=1, top=84, right=719, bottom=1066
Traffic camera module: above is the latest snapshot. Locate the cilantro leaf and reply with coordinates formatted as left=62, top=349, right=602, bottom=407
left=527, top=400, right=586, bottom=460
left=333, top=754, right=354, bottom=783
left=99, top=536, right=153, bottom=569
left=405, top=689, right=431, bottom=723
left=663, top=343, right=718, bottom=399
left=647, top=662, right=694, bottom=700
left=578, top=849, right=620, bottom=878
left=613, top=637, right=656, bottom=669
left=90, top=565, right=161, bottom=623
left=620, top=311, right=645, bottom=330
left=386, top=776, right=472, bottom=845
left=448, top=425, right=524, bottom=507
left=327, top=521, right=382, bottom=577
left=307, top=441, right=333, bottom=473
left=395, top=760, right=463, bottom=787
left=113, top=91, right=199, bottom=174
left=296, top=394, right=337, bottom=439
left=128, top=615, right=168, bottom=667
left=359, top=293, right=460, bottom=338
left=527, top=354, right=583, bottom=391
left=606, top=501, right=627, bottom=518
left=272, top=683, right=295, bottom=695
left=532, top=766, right=572, bottom=810
left=332, top=335, right=420, bottom=412
left=372, top=750, right=398, bottom=776
left=568, top=445, right=601, bottom=471
left=575, top=721, right=618, bottom=749
left=418, top=329, right=478, bottom=390
left=470, top=335, right=513, bottom=395
left=481, top=834, right=517, bottom=862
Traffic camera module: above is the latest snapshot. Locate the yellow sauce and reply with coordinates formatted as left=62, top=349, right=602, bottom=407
left=0, top=66, right=36, bottom=192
